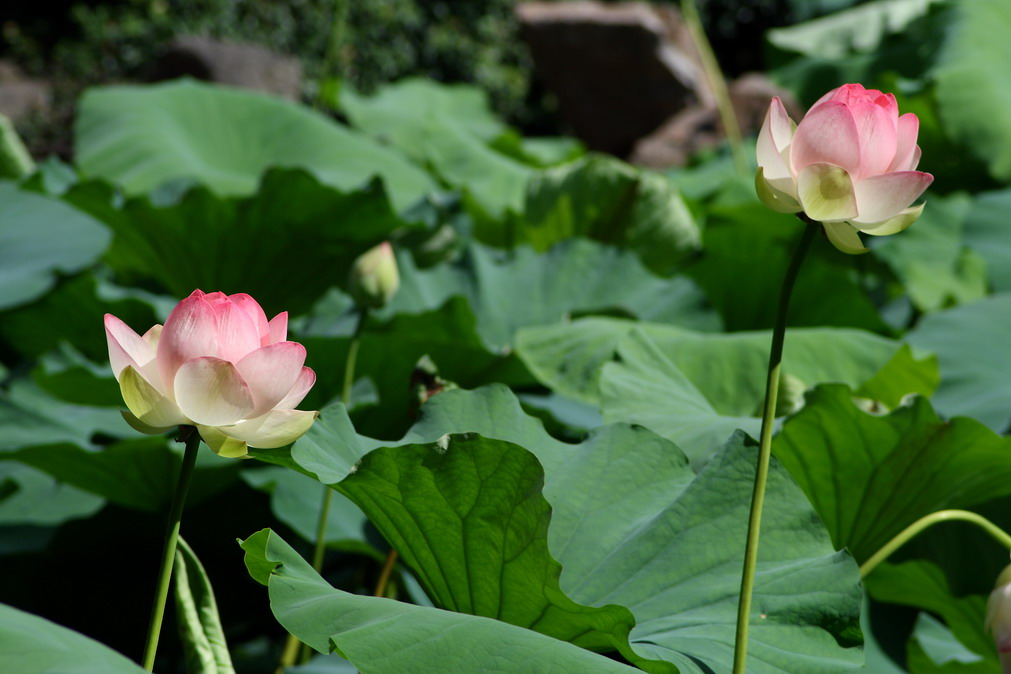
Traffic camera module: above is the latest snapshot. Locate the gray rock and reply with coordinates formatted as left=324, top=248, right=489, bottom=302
left=517, top=1, right=708, bottom=156
left=0, top=60, right=51, bottom=122
left=630, top=73, right=803, bottom=169
left=153, top=36, right=303, bottom=100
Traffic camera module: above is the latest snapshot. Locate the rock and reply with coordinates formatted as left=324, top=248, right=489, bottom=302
left=517, top=1, right=709, bottom=156
left=630, top=73, right=803, bottom=169
left=0, top=60, right=51, bottom=122
left=152, top=36, right=303, bottom=100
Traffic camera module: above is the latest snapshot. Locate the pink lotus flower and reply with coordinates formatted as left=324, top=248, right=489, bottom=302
left=756, top=83, right=934, bottom=254
left=105, top=290, right=317, bottom=458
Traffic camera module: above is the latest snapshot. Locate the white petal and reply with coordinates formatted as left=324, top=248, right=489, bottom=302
left=851, top=171, right=933, bottom=225
left=219, top=409, right=318, bottom=449
left=276, top=367, right=317, bottom=410
left=196, top=425, right=249, bottom=458
left=823, top=221, right=868, bottom=255
left=119, top=365, right=189, bottom=428
left=173, top=357, right=255, bottom=427
left=853, top=203, right=924, bottom=237
left=797, top=163, right=858, bottom=222
left=235, top=342, right=307, bottom=417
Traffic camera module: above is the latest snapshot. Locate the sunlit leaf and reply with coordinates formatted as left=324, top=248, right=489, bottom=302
left=0, top=183, right=109, bottom=311
left=908, top=293, right=1011, bottom=431
left=76, top=80, right=435, bottom=210
left=240, top=529, right=640, bottom=673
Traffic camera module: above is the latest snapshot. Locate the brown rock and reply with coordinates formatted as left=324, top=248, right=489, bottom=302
left=517, top=1, right=708, bottom=156
left=152, top=36, right=303, bottom=100
left=630, top=73, right=803, bottom=169
left=0, top=60, right=51, bottom=122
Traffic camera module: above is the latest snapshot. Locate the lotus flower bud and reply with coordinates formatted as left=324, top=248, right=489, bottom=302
left=986, top=563, right=1011, bottom=673
left=756, top=83, right=934, bottom=254
left=105, top=290, right=318, bottom=458
left=349, top=241, right=400, bottom=308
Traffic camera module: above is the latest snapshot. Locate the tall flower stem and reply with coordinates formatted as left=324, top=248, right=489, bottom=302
left=312, top=305, right=369, bottom=573
left=280, top=307, right=369, bottom=669
left=861, top=510, right=1011, bottom=579
left=732, top=219, right=818, bottom=674
left=142, top=426, right=201, bottom=671
left=373, top=548, right=399, bottom=598
left=681, top=0, right=747, bottom=175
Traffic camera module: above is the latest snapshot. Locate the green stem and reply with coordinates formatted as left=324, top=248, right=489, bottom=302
left=681, top=0, right=747, bottom=175
left=341, top=308, right=367, bottom=407
left=860, top=510, right=1011, bottom=579
left=732, top=220, right=818, bottom=674
left=142, top=426, right=201, bottom=671
left=283, top=307, right=369, bottom=668
left=373, top=549, right=399, bottom=598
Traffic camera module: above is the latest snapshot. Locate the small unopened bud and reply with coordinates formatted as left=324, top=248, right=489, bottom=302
left=986, top=563, right=1011, bottom=672
left=349, top=241, right=400, bottom=308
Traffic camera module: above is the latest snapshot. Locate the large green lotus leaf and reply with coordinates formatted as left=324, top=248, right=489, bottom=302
left=516, top=317, right=903, bottom=409
left=907, top=613, right=989, bottom=673
left=0, top=462, right=104, bottom=526
left=273, top=386, right=863, bottom=673
left=864, top=561, right=997, bottom=672
left=0, top=380, right=134, bottom=450
left=11, top=438, right=241, bottom=512
left=75, top=80, right=435, bottom=210
left=0, top=182, right=110, bottom=311
left=0, top=274, right=162, bottom=363
left=343, top=79, right=529, bottom=218
left=558, top=431, right=863, bottom=673
left=933, top=0, right=1011, bottom=182
left=963, top=188, right=1011, bottom=293
left=599, top=330, right=761, bottom=466
left=239, top=529, right=640, bottom=673
left=287, top=654, right=358, bottom=673
left=0, top=602, right=146, bottom=673
left=64, top=168, right=415, bottom=317
left=686, top=203, right=890, bottom=332
left=513, top=155, right=701, bottom=275
left=334, top=433, right=649, bottom=663
left=907, top=293, right=1011, bottom=431
left=490, top=132, right=586, bottom=169
left=342, top=78, right=505, bottom=146
left=871, top=191, right=987, bottom=313
left=377, top=240, right=719, bottom=351
left=31, top=345, right=123, bottom=408
left=767, top=0, right=944, bottom=60
left=853, top=344, right=939, bottom=410
left=773, top=384, right=1011, bottom=562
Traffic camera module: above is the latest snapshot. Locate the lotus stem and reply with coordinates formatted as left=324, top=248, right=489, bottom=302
left=374, top=549, right=399, bottom=598
left=732, top=219, right=818, bottom=674
left=860, top=510, right=1011, bottom=579
left=142, top=426, right=201, bottom=671
left=681, top=0, right=747, bottom=175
